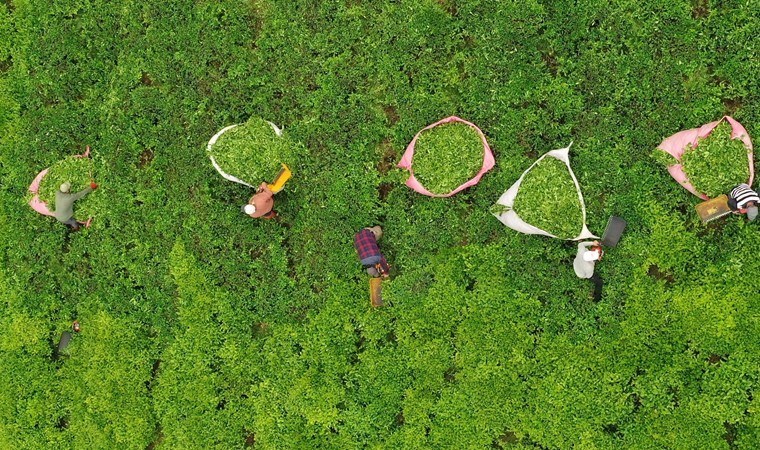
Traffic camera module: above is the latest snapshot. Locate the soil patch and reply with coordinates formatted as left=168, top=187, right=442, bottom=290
left=492, top=430, right=518, bottom=448
left=252, top=322, right=270, bottom=338
left=541, top=50, right=559, bottom=77
left=378, top=182, right=394, bottom=201
left=723, top=97, right=742, bottom=115
left=692, top=0, right=709, bottom=18
left=723, top=421, right=737, bottom=448
left=138, top=148, right=154, bottom=168
left=140, top=72, right=154, bottom=86
left=55, top=416, right=69, bottom=430
left=146, top=430, right=164, bottom=450
left=436, top=0, right=457, bottom=16
left=376, top=139, right=397, bottom=175
left=647, top=264, right=675, bottom=285
left=383, top=105, right=399, bottom=125
left=444, top=366, right=458, bottom=382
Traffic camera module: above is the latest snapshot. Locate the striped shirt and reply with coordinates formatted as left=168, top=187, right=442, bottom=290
left=728, top=184, right=760, bottom=211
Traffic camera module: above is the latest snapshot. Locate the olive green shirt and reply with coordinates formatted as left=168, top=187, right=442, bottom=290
left=54, top=187, right=92, bottom=222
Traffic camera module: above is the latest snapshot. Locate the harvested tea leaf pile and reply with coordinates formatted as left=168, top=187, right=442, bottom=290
left=38, top=156, right=95, bottom=219
left=512, top=157, right=583, bottom=239
left=681, top=122, right=751, bottom=197
left=412, top=122, right=484, bottom=195
left=208, top=117, right=295, bottom=184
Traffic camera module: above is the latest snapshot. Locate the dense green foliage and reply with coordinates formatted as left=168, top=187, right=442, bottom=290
left=1, top=0, right=759, bottom=449
left=209, top=116, right=296, bottom=185
left=512, top=156, right=584, bottom=238
left=36, top=156, right=95, bottom=219
left=681, top=122, right=751, bottom=197
left=412, top=121, right=484, bottom=194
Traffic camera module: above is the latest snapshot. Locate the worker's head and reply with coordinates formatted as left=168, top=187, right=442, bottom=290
left=366, top=266, right=380, bottom=277
left=368, top=226, right=383, bottom=240
left=583, top=249, right=602, bottom=262
left=747, top=204, right=758, bottom=221
left=59, top=182, right=71, bottom=193
left=242, top=204, right=256, bottom=215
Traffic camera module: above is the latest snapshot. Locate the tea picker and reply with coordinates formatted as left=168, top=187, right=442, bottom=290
left=55, top=148, right=99, bottom=231
left=728, top=183, right=759, bottom=221
left=242, top=164, right=291, bottom=220
left=54, top=321, right=81, bottom=360
left=694, top=184, right=759, bottom=223
left=573, top=216, right=626, bottom=302
left=354, top=226, right=390, bottom=307
left=28, top=146, right=97, bottom=229
left=55, top=181, right=98, bottom=231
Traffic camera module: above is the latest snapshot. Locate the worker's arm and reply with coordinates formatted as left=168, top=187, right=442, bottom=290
left=70, top=186, right=93, bottom=201
left=377, top=257, right=391, bottom=278
left=577, top=241, right=592, bottom=253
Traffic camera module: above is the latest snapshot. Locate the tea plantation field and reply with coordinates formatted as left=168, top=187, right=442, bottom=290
left=1, top=0, right=759, bottom=448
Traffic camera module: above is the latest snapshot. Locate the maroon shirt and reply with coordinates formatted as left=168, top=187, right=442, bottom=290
left=354, top=229, right=390, bottom=275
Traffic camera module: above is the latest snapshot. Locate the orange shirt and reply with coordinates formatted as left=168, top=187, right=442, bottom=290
left=247, top=183, right=274, bottom=218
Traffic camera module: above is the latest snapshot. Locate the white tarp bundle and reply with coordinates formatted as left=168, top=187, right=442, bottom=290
left=207, top=121, right=283, bottom=188
left=492, top=145, right=598, bottom=241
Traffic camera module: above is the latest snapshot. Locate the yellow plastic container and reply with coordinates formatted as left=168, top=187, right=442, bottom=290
left=267, top=163, right=292, bottom=194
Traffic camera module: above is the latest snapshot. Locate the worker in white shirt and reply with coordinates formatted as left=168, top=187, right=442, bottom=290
left=574, top=241, right=604, bottom=302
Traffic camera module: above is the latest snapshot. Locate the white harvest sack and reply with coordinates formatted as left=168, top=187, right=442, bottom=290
left=492, top=145, right=598, bottom=241
left=207, top=121, right=283, bottom=188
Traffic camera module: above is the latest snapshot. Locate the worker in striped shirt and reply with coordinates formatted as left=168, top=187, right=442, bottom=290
left=354, top=226, right=390, bottom=278
left=727, top=183, right=759, bottom=221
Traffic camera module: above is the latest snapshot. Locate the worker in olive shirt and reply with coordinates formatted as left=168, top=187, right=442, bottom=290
left=54, top=181, right=97, bottom=230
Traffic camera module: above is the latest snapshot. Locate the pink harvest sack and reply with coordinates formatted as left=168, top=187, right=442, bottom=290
left=397, top=116, right=495, bottom=197
left=28, top=147, right=93, bottom=227
left=656, top=116, right=754, bottom=200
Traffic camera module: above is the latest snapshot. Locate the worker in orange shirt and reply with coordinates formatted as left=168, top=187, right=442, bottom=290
left=242, top=183, right=277, bottom=220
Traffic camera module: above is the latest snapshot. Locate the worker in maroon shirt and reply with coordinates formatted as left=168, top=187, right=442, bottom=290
left=354, top=226, right=390, bottom=278
left=242, top=183, right=277, bottom=219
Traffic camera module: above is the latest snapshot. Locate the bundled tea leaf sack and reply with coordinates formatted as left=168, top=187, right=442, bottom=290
left=512, top=157, right=584, bottom=239
left=492, top=146, right=596, bottom=240
left=681, top=122, right=751, bottom=198
left=654, top=116, right=754, bottom=199
left=413, top=122, right=485, bottom=195
left=207, top=117, right=295, bottom=186
left=398, top=116, right=494, bottom=197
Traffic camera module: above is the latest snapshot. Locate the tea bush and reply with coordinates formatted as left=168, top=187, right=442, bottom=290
left=1, top=0, right=759, bottom=448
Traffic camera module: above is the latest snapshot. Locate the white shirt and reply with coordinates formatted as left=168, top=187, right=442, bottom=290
left=573, top=241, right=596, bottom=279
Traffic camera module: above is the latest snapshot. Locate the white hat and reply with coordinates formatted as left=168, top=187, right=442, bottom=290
left=60, top=182, right=71, bottom=193
left=583, top=250, right=601, bottom=262
left=747, top=205, right=758, bottom=221
left=243, top=204, right=256, bottom=215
